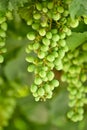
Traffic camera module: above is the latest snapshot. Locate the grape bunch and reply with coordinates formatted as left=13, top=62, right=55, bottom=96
left=0, top=14, right=7, bottom=63
left=61, top=45, right=87, bottom=122
left=25, top=0, right=73, bottom=101
left=0, top=78, right=16, bottom=128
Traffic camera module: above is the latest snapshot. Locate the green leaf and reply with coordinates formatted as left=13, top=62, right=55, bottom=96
left=18, top=96, right=49, bottom=124
left=69, top=0, right=87, bottom=19
left=66, top=32, right=87, bottom=50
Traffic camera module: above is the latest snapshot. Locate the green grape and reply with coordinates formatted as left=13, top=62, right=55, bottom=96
left=27, top=64, right=35, bottom=72
left=47, top=71, right=54, bottom=81
left=44, top=84, right=51, bottom=93
left=51, top=41, right=57, bottom=47
left=80, top=74, right=87, bottom=82
left=46, top=32, right=52, bottom=39
left=37, top=88, right=45, bottom=96
left=57, top=6, right=64, bottom=13
left=26, top=56, right=34, bottom=63
left=47, top=54, right=55, bottom=62
left=27, top=32, right=35, bottom=40
left=70, top=19, right=79, bottom=28
left=42, top=7, right=48, bottom=13
left=38, top=51, right=46, bottom=59
left=30, top=84, right=37, bottom=93
left=42, top=37, right=50, bottom=46
left=47, top=2, right=53, bottom=9
left=27, top=19, right=33, bottom=25
left=1, top=22, right=7, bottom=31
left=0, top=29, right=6, bottom=38
left=52, top=13, right=61, bottom=21
left=36, top=3, right=42, bottom=11
left=35, top=97, right=40, bottom=101
left=83, top=16, right=87, bottom=24
left=33, top=42, right=40, bottom=50
left=34, top=77, right=42, bottom=85
left=41, top=44, right=49, bottom=52
left=50, top=79, right=59, bottom=87
left=39, top=28, right=46, bottom=36
left=33, top=13, right=41, bottom=20
left=59, top=39, right=66, bottom=47
left=46, top=91, right=52, bottom=99
left=39, top=70, right=46, bottom=78
left=52, top=34, right=60, bottom=42
left=32, top=23, right=39, bottom=30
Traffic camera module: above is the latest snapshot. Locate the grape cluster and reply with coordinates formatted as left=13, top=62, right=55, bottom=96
left=0, top=78, right=16, bottom=127
left=62, top=45, right=87, bottom=122
left=0, top=14, right=7, bottom=63
left=25, top=0, right=73, bottom=101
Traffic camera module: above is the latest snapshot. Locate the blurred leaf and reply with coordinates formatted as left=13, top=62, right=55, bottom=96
left=18, top=96, right=49, bottom=124
left=69, top=0, right=87, bottom=19
left=66, top=32, right=87, bottom=51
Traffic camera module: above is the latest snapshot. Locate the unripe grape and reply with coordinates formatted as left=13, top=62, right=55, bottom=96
left=70, top=19, right=79, bottom=28
left=46, top=32, right=52, bottom=39
left=41, top=44, right=49, bottom=52
left=39, top=28, right=46, bottom=36
left=80, top=74, right=87, bottom=82
left=0, top=29, right=6, bottom=37
left=38, top=51, right=46, bottom=59
left=30, top=84, right=37, bottom=93
left=32, top=23, right=39, bottom=30
left=47, top=2, right=53, bottom=9
left=42, top=37, right=50, bottom=46
left=59, top=39, right=66, bottom=47
left=50, top=79, right=59, bottom=87
left=27, top=19, right=33, bottom=25
left=38, top=88, right=45, bottom=96
left=0, top=41, right=5, bottom=47
left=33, top=42, right=40, bottom=50
left=47, top=71, right=54, bottom=81
left=57, top=6, right=64, bottom=13
left=46, top=91, right=52, bottom=99
left=33, top=13, right=41, bottom=20
left=52, top=34, right=60, bottom=42
left=35, top=97, right=40, bottom=101
left=51, top=41, right=57, bottom=47
left=52, top=13, right=61, bottom=21
left=27, top=32, right=35, bottom=40
left=34, top=77, right=42, bottom=85
left=47, top=54, right=55, bottom=62
left=26, top=56, right=34, bottom=63
left=44, top=84, right=51, bottom=93
left=27, top=64, right=35, bottom=72
left=42, top=7, right=48, bottom=13
left=39, top=70, right=46, bottom=78
left=51, top=29, right=57, bottom=34
left=84, top=17, right=87, bottom=24
left=36, top=3, right=42, bottom=11
left=1, top=22, right=7, bottom=31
